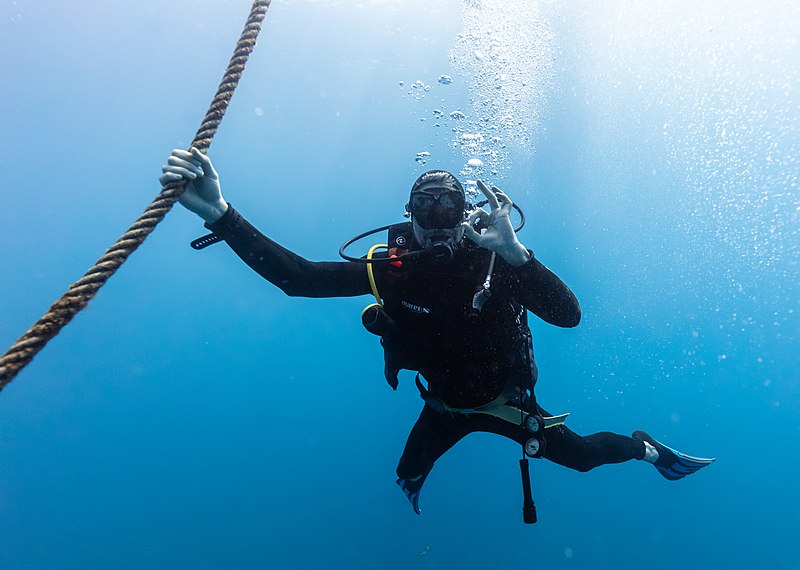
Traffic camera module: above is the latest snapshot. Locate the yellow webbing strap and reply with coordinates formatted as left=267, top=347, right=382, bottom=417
left=422, top=380, right=569, bottom=429
left=365, top=244, right=387, bottom=305
left=467, top=401, right=568, bottom=428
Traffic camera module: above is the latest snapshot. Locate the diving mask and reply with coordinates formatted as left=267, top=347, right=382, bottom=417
left=408, top=187, right=466, bottom=230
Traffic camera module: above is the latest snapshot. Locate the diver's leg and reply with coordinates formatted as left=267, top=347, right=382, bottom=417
left=534, top=401, right=715, bottom=477
left=395, top=404, right=473, bottom=514
left=542, top=423, right=646, bottom=472
left=439, top=400, right=645, bottom=471
left=446, top=399, right=642, bottom=470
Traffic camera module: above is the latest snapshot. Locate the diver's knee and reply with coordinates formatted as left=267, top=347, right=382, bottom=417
left=574, top=461, right=596, bottom=473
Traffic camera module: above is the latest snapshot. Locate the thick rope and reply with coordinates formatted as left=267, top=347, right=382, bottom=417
left=0, top=0, right=272, bottom=391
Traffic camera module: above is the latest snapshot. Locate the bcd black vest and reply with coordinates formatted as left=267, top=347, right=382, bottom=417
left=374, top=223, right=538, bottom=408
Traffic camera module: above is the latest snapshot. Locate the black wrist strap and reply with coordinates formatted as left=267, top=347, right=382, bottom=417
left=190, top=233, right=224, bottom=250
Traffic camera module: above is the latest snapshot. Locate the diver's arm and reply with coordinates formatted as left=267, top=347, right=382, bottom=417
left=205, top=205, right=371, bottom=298
left=510, top=256, right=581, bottom=328
left=161, top=148, right=370, bottom=298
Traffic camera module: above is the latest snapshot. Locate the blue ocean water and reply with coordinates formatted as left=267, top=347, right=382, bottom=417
left=1, top=1, right=797, bottom=568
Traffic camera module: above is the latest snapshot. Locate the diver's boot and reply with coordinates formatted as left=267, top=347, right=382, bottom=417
left=633, top=430, right=715, bottom=481
left=396, top=474, right=425, bottom=515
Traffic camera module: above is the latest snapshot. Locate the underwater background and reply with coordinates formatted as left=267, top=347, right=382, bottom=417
left=1, top=1, right=797, bottom=568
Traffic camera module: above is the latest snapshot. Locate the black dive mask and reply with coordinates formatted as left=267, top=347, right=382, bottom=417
left=407, top=188, right=466, bottom=230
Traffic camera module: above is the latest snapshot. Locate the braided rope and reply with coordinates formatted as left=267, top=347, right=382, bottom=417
left=0, top=0, right=272, bottom=391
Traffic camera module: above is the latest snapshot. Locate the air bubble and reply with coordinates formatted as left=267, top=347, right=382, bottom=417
left=449, top=0, right=555, bottom=177
left=461, top=133, right=484, bottom=144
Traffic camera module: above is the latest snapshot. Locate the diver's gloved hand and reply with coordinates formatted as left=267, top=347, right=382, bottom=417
left=462, top=180, right=531, bottom=266
left=159, top=147, right=228, bottom=224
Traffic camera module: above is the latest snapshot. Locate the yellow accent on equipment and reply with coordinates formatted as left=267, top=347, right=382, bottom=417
left=365, top=244, right=387, bottom=305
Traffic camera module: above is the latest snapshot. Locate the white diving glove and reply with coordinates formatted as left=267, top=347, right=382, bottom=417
left=159, top=147, right=228, bottom=224
left=462, top=180, right=532, bottom=267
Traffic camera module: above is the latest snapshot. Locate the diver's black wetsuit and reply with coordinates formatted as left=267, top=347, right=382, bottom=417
left=206, top=205, right=646, bottom=486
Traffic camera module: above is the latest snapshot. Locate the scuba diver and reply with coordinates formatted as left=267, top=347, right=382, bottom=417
left=161, top=147, right=714, bottom=520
